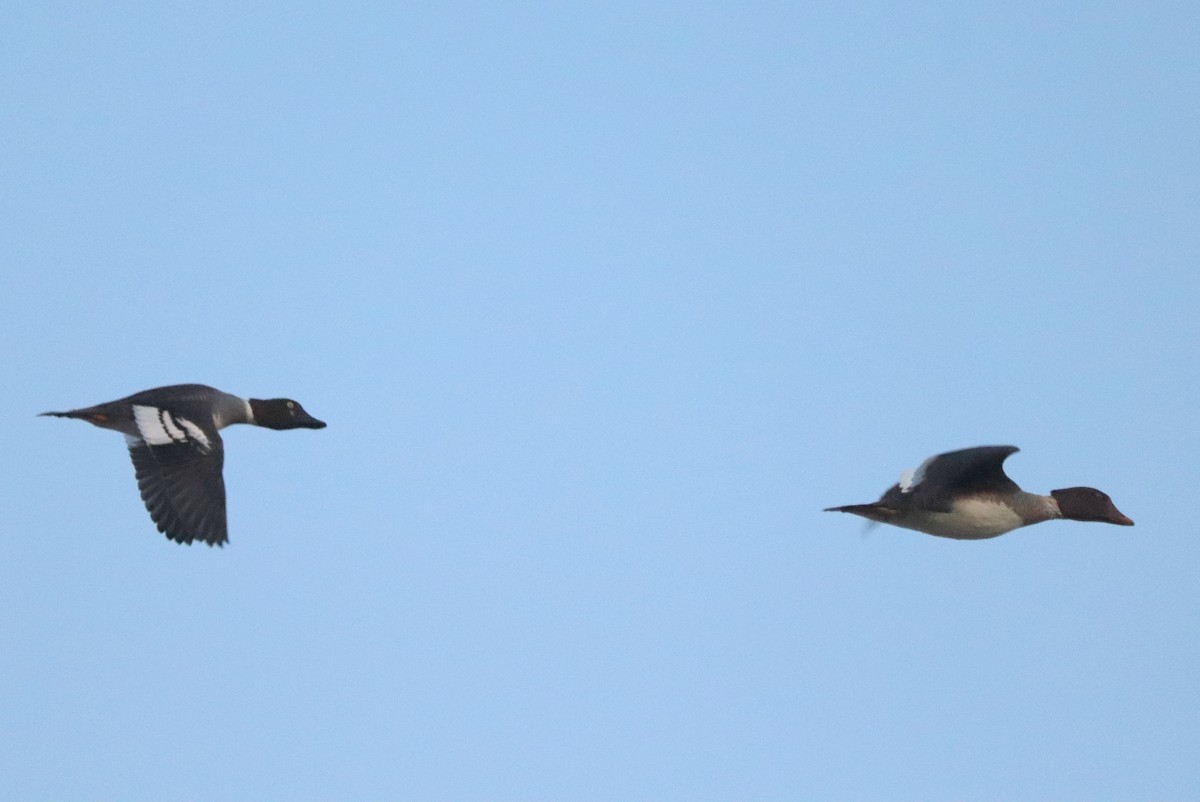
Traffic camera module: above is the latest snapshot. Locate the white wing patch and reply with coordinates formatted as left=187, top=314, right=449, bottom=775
left=132, top=405, right=212, bottom=453
left=899, top=455, right=934, bottom=494
left=177, top=417, right=210, bottom=445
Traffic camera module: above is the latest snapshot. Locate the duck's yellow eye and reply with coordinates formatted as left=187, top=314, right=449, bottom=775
left=287, top=401, right=295, bottom=409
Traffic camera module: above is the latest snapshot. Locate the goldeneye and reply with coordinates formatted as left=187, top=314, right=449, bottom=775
left=42, top=384, right=326, bottom=546
left=825, top=445, right=1133, bottom=539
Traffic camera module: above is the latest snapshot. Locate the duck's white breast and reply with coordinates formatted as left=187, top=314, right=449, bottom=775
left=897, top=498, right=1027, bottom=540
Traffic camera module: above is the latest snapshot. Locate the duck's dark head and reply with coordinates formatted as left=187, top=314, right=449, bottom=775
left=1050, top=487, right=1134, bottom=526
left=249, top=398, right=327, bottom=430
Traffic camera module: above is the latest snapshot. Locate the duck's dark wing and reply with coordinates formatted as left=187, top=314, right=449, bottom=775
left=124, top=404, right=228, bottom=546
left=899, top=445, right=1021, bottom=510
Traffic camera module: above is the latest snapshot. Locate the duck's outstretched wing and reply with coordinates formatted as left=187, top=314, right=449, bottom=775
left=124, top=404, right=228, bottom=546
left=898, top=445, right=1021, bottom=509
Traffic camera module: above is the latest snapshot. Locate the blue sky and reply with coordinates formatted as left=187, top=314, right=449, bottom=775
left=2, top=2, right=1198, bottom=799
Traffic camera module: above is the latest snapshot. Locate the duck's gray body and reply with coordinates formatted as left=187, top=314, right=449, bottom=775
left=56, top=384, right=256, bottom=437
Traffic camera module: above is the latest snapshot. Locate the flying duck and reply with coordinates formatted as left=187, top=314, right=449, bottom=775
left=825, top=445, right=1133, bottom=539
left=42, top=384, right=326, bottom=546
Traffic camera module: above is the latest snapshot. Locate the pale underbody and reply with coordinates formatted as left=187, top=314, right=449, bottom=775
left=892, top=497, right=1051, bottom=540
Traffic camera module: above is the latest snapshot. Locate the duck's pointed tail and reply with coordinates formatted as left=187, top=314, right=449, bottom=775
left=39, top=408, right=112, bottom=425
left=823, top=503, right=897, bottom=525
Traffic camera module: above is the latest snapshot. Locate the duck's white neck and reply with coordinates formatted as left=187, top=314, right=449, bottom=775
left=1043, top=495, right=1064, bottom=520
